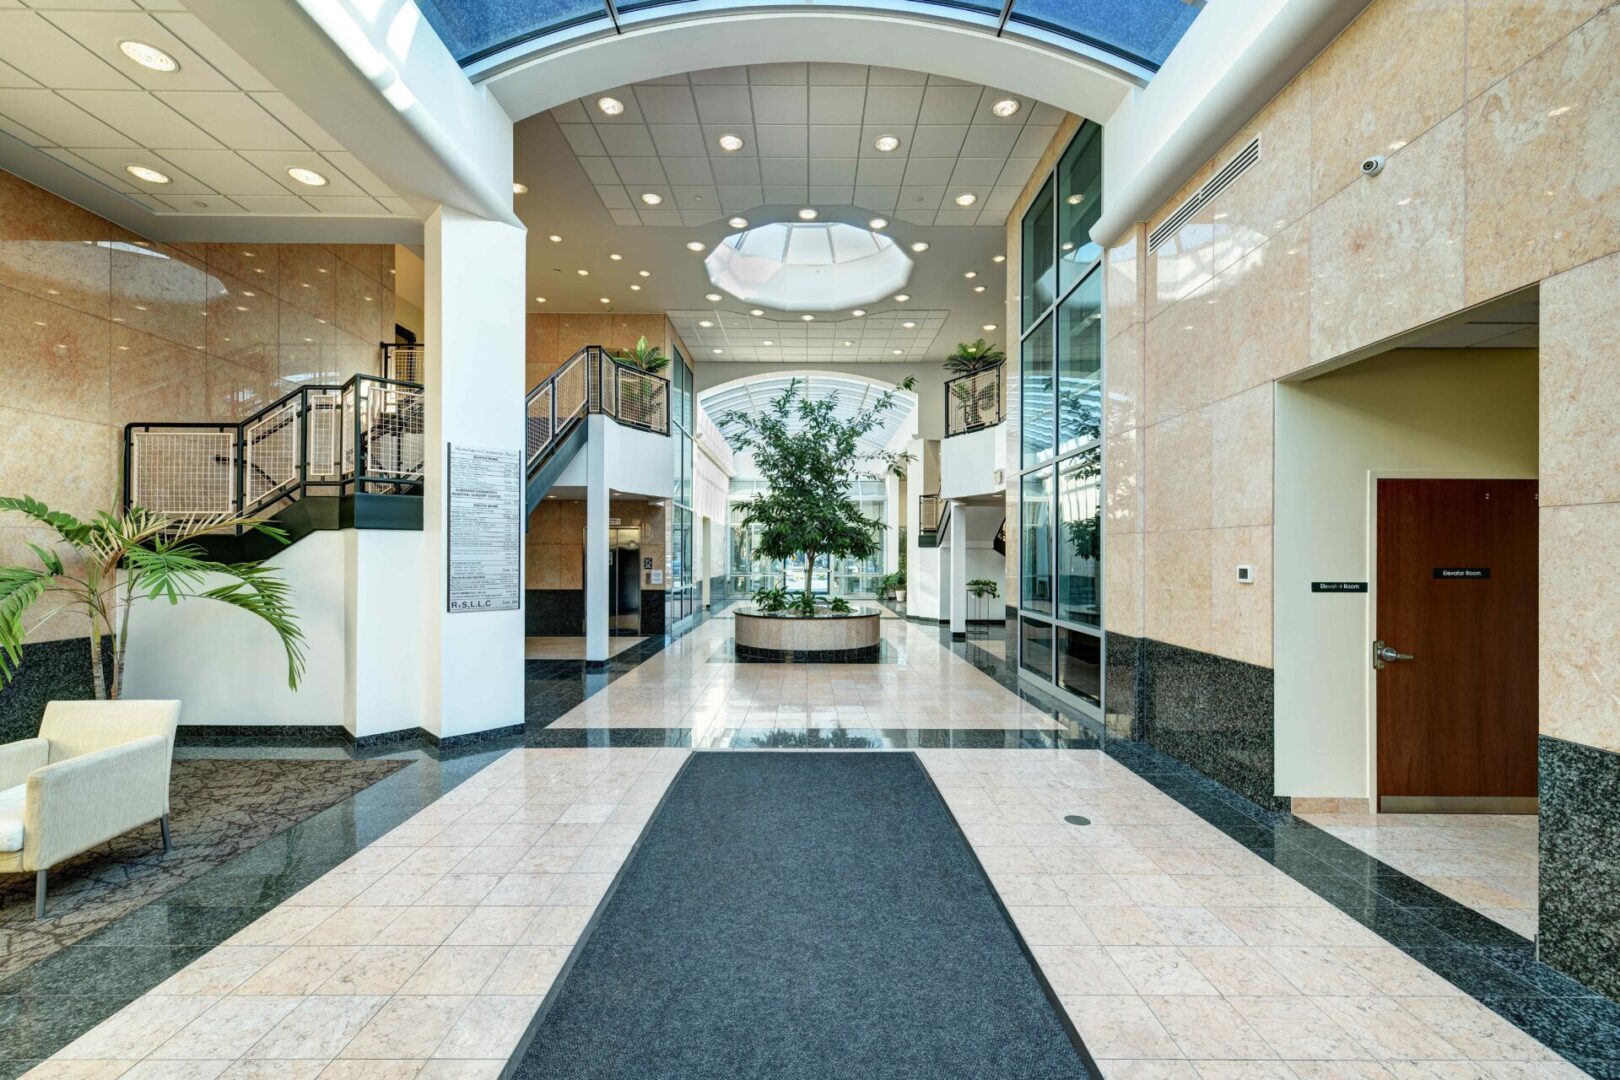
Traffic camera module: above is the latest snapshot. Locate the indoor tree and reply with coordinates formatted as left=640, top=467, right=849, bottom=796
left=722, top=377, right=915, bottom=613
left=0, top=497, right=306, bottom=699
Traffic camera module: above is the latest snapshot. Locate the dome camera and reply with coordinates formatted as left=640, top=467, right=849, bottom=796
left=1361, top=155, right=1387, bottom=177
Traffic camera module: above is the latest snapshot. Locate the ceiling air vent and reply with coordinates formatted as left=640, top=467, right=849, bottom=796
left=1147, top=135, right=1262, bottom=254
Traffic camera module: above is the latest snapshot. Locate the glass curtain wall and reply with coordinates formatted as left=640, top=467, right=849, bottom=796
left=1018, top=120, right=1104, bottom=714
left=667, top=347, right=697, bottom=630
left=727, top=479, right=887, bottom=597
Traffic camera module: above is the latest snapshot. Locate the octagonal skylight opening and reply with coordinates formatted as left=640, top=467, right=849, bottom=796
left=703, top=222, right=913, bottom=312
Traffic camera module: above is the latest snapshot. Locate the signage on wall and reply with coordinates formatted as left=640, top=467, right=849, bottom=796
left=648, top=570, right=664, bottom=585
left=446, top=444, right=521, bottom=613
left=1433, top=567, right=1491, bottom=579
left=1311, top=581, right=1368, bottom=593
left=643, top=557, right=653, bottom=569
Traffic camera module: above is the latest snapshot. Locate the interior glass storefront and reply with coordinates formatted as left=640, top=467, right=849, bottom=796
left=726, top=479, right=888, bottom=598
left=667, top=347, right=698, bottom=630
left=1018, top=120, right=1104, bottom=713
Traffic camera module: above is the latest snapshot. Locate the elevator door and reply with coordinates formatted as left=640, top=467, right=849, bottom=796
left=608, top=527, right=642, bottom=634
left=1374, top=479, right=1537, bottom=812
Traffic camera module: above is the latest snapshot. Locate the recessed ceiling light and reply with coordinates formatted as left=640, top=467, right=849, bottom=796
left=535, top=296, right=547, bottom=303
left=686, top=241, right=706, bottom=252
left=750, top=308, right=765, bottom=316
left=873, top=134, right=900, bottom=152
left=762, top=339, right=775, bottom=346
left=712, top=348, right=724, bottom=354
left=119, top=40, right=178, bottom=72
left=909, top=241, right=929, bottom=253
left=964, top=271, right=978, bottom=279
left=868, top=217, right=888, bottom=230
left=842, top=340, right=854, bottom=346
left=610, top=252, right=622, bottom=260
left=728, top=216, right=748, bottom=229
left=797, top=208, right=818, bottom=220
left=993, top=254, right=1006, bottom=263
left=513, top=182, right=529, bottom=194
left=955, top=193, right=977, bottom=207
left=548, top=234, right=562, bottom=242
left=705, top=293, right=722, bottom=302
left=1066, top=193, right=1084, bottom=205
left=597, top=96, right=625, bottom=116
left=698, top=320, right=714, bottom=328
left=599, top=297, right=611, bottom=303
left=983, top=324, right=998, bottom=331
left=717, top=133, right=745, bottom=151
left=801, top=314, right=815, bottom=321
left=125, top=164, right=170, bottom=184
left=991, top=98, right=1020, bottom=118
left=892, top=349, right=904, bottom=355
left=851, top=309, right=866, bottom=317
left=577, top=269, right=589, bottom=276
left=640, top=192, right=662, bottom=205
left=287, top=167, right=327, bottom=187
left=639, top=270, right=651, bottom=277
left=973, top=285, right=987, bottom=293
left=894, top=294, right=910, bottom=302
left=630, top=284, right=642, bottom=291
left=1061, top=241, right=1075, bottom=251
left=902, top=320, right=917, bottom=329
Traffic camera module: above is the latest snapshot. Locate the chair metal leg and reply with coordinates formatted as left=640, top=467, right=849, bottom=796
left=35, top=870, right=46, bottom=920
left=160, top=814, right=172, bottom=854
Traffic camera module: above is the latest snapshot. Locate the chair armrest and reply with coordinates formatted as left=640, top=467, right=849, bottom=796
left=23, top=735, right=170, bottom=872
left=0, top=738, right=49, bottom=791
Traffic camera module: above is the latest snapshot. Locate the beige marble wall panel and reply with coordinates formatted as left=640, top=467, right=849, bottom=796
left=1104, top=324, right=1143, bottom=443
left=207, top=357, right=276, bottom=422
left=112, top=324, right=208, bottom=430
left=335, top=260, right=382, bottom=342
left=1144, top=408, right=1212, bottom=534
left=1306, top=0, right=1465, bottom=206
left=0, top=526, right=93, bottom=643
left=1206, top=78, right=1313, bottom=277
left=111, top=241, right=207, bottom=350
left=1464, top=8, right=1620, bottom=304
left=1144, top=527, right=1212, bottom=654
left=278, top=245, right=336, bottom=322
left=0, top=405, right=115, bottom=518
left=205, top=270, right=278, bottom=371
left=1308, top=111, right=1466, bottom=364
left=1104, top=228, right=1142, bottom=342
left=525, top=313, right=561, bottom=385
left=0, top=284, right=110, bottom=425
left=1146, top=162, right=1215, bottom=320
left=0, top=236, right=110, bottom=320
left=206, top=244, right=279, bottom=296
left=331, top=243, right=385, bottom=282
left=1102, top=529, right=1142, bottom=636
left=1209, top=525, right=1273, bottom=667
left=1207, top=221, right=1312, bottom=398
left=1539, top=250, right=1620, bottom=507
left=559, top=545, right=583, bottom=589
left=1103, top=423, right=1140, bottom=534
left=1465, top=0, right=1611, bottom=96
left=1210, top=384, right=1274, bottom=530
left=1540, top=502, right=1620, bottom=752
left=1144, top=281, right=1213, bottom=426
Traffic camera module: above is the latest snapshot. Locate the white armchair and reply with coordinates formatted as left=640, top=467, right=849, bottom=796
left=0, top=699, right=180, bottom=918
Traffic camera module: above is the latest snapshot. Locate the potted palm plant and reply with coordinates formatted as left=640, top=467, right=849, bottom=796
left=0, top=497, right=306, bottom=700
left=613, top=335, right=671, bottom=428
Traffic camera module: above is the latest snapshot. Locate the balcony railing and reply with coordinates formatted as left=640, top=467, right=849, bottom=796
left=945, top=362, right=1005, bottom=437
left=381, top=342, right=424, bottom=384
left=526, top=346, right=670, bottom=474
left=125, top=374, right=424, bottom=527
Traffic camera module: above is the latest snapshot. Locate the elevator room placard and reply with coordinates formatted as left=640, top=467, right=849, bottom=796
left=447, top=444, right=521, bottom=613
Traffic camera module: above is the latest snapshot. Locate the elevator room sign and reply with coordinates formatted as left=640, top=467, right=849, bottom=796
left=447, top=444, right=522, bottom=613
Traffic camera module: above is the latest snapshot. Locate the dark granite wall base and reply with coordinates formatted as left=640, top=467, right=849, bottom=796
left=1100, top=633, right=1281, bottom=811
left=525, top=589, right=584, bottom=635
left=640, top=592, right=666, bottom=636
left=1539, top=735, right=1620, bottom=1001
left=0, top=636, right=111, bottom=744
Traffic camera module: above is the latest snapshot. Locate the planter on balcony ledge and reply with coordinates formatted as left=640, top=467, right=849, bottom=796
left=734, top=609, right=881, bottom=662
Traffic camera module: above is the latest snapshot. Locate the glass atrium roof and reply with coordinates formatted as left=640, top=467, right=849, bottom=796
left=701, top=373, right=917, bottom=460
left=416, top=0, right=1204, bottom=74
left=705, top=223, right=913, bottom=312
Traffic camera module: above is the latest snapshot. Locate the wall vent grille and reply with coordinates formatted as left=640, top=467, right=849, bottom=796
left=1147, top=135, right=1262, bottom=254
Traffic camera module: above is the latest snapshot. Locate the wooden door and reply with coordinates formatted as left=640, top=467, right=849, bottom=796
left=1375, top=479, right=1538, bottom=811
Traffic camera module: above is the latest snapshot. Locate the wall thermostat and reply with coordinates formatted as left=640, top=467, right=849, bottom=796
left=1236, top=564, right=1255, bottom=584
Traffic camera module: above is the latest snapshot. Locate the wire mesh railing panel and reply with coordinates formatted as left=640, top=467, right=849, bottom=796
left=918, top=494, right=944, bottom=534
left=243, top=397, right=303, bottom=511
left=129, top=428, right=238, bottom=520
left=597, top=351, right=618, bottom=417
left=556, top=353, right=587, bottom=423
left=526, top=382, right=555, bottom=468
left=357, top=379, right=425, bottom=493
left=614, top=367, right=668, bottom=433
left=383, top=343, right=425, bottom=384
left=945, top=363, right=1005, bottom=436
left=306, top=389, right=345, bottom=482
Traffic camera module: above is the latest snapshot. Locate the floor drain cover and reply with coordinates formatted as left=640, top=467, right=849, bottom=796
left=1063, top=814, right=1091, bottom=826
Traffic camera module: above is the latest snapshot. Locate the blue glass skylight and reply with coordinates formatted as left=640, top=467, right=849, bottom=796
left=416, top=0, right=1204, bottom=73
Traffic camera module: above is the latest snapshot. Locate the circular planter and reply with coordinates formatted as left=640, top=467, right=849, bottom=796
left=734, top=609, right=881, bottom=662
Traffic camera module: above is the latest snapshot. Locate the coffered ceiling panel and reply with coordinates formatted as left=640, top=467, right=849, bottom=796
left=669, top=308, right=949, bottom=364
left=554, top=64, right=1061, bottom=228
left=0, top=2, right=413, bottom=219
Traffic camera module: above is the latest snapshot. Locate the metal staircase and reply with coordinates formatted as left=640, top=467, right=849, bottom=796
left=916, top=494, right=951, bottom=549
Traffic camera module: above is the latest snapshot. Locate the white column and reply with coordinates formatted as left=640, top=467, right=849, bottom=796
left=699, top=516, right=713, bottom=610
left=584, top=414, right=610, bottom=662
left=883, top=470, right=901, bottom=575
left=422, top=206, right=526, bottom=741
left=949, top=499, right=968, bottom=638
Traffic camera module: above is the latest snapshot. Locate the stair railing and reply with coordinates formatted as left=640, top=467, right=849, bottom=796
left=525, top=345, right=671, bottom=475
left=918, top=493, right=945, bottom=538
left=944, top=362, right=1005, bottom=436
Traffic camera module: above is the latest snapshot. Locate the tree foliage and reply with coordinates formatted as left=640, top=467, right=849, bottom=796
left=721, top=377, right=915, bottom=596
left=0, top=497, right=306, bottom=699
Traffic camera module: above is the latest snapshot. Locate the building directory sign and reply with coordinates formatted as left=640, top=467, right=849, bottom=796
left=447, top=444, right=521, bottom=613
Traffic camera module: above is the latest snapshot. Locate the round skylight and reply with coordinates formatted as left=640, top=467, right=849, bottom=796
left=704, top=222, right=913, bottom=312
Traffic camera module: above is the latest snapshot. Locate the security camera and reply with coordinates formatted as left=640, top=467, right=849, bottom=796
left=1361, top=155, right=1386, bottom=177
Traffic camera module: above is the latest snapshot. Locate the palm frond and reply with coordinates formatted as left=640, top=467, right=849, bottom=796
left=0, top=496, right=91, bottom=545
left=0, top=566, right=52, bottom=685
left=199, top=562, right=307, bottom=689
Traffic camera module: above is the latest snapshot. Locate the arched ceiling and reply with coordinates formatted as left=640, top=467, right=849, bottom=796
left=700, top=371, right=916, bottom=458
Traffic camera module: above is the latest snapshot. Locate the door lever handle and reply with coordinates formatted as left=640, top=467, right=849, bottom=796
left=1372, top=639, right=1414, bottom=670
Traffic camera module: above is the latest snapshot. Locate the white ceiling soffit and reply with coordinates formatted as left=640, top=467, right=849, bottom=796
left=554, top=66, right=1062, bottom=228
left=699, top=370, right=917, bottom=457
left=0, top=2, right=429, bottom=242
left=671, top=307, right=948, bottom=364
left=477, top=11, right=1134, bottom=129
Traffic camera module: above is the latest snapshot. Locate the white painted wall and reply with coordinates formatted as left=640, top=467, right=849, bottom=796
left=940, top=424, right=1007, bottom=500
left=124, top=532, right=347, bottom=729
left=346, top=529, right=424, bottom=739
left=1274, top=349, right=1538, bottom=799
left=553, top=422, right=674, bottom=499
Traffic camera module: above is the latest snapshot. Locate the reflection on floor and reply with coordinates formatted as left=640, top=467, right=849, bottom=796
left=524, top=636, right=646, bottom=660
left=1299, top=811, right=1540, bottom=938
left=968, top=636, right=1005, bottom=658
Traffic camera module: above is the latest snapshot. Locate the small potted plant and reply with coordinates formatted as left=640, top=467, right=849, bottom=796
left=943, top=339, right=1006, bottom=429
left=613, top=335, right=671, bottom=425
